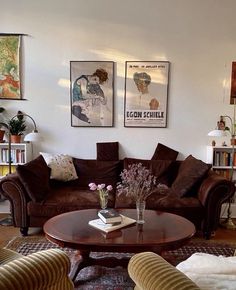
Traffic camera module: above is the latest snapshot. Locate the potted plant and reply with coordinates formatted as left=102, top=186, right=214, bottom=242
left=8, top=111, right=26, bottom=143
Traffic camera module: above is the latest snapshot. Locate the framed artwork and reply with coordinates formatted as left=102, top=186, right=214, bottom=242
left=124, top=61, right=170, bottom=127
left=230, top=61, right=236, bottom=104
left=70, top=61, right=114, bottom=127
left=0, top=34, right=22, bottom=99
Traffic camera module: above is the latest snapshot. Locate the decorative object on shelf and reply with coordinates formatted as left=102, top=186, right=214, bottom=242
left=117, top=163, right=156, bottom=223
left=208, top=98, right=236, bottom=230
left=0, top=106, right=5, bottom=142
left=0, top=112, right=40, bottom=174
left=124, top=61, right=170, bottom=128
left=70, top=61, right=114, bottom=127
left=88, top=183, right=113, bottom=211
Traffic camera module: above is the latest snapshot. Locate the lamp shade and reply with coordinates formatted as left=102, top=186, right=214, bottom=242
left=208, top=129, right=229, bottom=137
left=24, top=132, right=41, bottom=142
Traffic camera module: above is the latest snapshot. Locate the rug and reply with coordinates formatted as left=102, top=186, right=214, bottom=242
left=5, top=236, right=236, bottom=290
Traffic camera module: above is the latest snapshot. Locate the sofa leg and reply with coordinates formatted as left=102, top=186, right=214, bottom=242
left=20, top=227, right=28, bottom=236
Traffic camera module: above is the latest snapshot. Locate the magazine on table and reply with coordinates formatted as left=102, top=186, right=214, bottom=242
left=89, top=215, right=136, bottom=233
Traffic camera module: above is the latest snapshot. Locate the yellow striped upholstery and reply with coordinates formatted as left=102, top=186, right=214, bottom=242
left=0, top=248, right=23, bottom=265
left=0, top=248, right=74, bottom=290
left=128, top=252, right=201, bottom=290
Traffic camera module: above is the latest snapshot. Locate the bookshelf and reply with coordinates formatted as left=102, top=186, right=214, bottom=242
left=0, top=142, right=32, bottom=177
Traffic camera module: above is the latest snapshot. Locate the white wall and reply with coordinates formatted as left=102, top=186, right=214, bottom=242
left=2, top=0, right=236, bottom=161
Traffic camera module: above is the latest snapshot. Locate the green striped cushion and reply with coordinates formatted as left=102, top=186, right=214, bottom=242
left=128, top=252, right=200, bottom=290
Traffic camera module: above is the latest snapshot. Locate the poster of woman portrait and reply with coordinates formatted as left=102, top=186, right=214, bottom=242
left=0, top=34, right=22, bottom=99
left=124, top=61, right=170, bottom=127
left=70, top=61, right=114, bottom=127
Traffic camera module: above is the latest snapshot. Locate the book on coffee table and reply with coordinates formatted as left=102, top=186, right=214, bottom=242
left=98, top=209, right=122, bottom=224
left=89, top=215, right=136, bottom=233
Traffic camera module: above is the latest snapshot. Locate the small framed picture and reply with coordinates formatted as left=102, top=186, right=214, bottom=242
left=124, top=61, right=170, bottom=128
left=70, top=61, right=114, bottom=127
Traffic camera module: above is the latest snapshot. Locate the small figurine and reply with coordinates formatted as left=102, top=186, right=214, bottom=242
left=222, top=141, right=227, bottom=146
left=212, top=140, right=216, bottom=146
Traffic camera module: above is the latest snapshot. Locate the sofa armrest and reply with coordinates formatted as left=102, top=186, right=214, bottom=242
left=0, top=173, right=30, bottom=227
left=198, top=171, right=235, bottom=237
left=0, top=249, right=74, bottom=290
left=128, top=252, right=200, bottom=290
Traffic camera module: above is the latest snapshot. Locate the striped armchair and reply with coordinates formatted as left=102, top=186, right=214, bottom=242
left=128, top=252, right=200, bottom=290
left=0, top=248, right=74, bottom=290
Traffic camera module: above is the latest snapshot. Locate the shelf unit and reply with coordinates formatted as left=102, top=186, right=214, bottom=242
left=206, top=145, right=236, bottom=179
left=0, top=142, right=32, bottom=177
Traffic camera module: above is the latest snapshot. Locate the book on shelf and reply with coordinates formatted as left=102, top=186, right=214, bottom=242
left=98, top=209, right=122, bottom=224
left=88, top=215, right=136, bottom=233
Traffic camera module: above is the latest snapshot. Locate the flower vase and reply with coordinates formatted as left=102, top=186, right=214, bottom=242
left=99, top=194, right=108, bottom=212
left=136, top=200, right=146, bottom=224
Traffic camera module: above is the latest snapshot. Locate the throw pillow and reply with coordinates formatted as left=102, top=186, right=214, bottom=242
left=73, top=158, right=121, bottom=188
left=151, top=143, right=179, bottom=160
left=16, top=155, right=51, bottom=202
left=123, top=158, right=172, bottom=184
left=96, top=142, right=119, bottom=161
left=40, top=152, right=78, bottom=182
left=171, top=155, right=211, bottom=197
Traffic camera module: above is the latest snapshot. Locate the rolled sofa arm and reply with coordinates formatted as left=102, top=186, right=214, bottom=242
left=0, top=173, right=29, bottom=227
left=0, top=249, right=74, bottom=290
left=198, top=171, right=235, bottom=237
left=128, top=252, right=200, bottom=290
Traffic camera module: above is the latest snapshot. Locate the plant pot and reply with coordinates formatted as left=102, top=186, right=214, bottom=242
left=231, top=138, right=236, bottom=146
left=11, top=135, right=21, bottom=143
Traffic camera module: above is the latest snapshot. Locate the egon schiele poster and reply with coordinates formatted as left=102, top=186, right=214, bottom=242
left=0, top=35, right=21, bottom=99
left=70, top=61, right=114, bottom=127
left=124, top=61, right=170, bottom=127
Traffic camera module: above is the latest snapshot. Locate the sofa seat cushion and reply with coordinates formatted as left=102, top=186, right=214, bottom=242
left=27, top=188, right=115, bottom=217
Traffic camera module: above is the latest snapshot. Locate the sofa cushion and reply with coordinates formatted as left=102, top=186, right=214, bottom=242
left=151, top=143, right=179, bottom=160
left=115, top=158, right=172, bottom=208
left=96, top=142, right=119, bottom=161
left=16, top=155, right=51, bottom=202
left=171, top=155, right=211, bottom=197
left=40, top=152, right=78, bottom=182
left=73, top=159, right=121, bottom=188
left=123, top=158, right=172, bottom=184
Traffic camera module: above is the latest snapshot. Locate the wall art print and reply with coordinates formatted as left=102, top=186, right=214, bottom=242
left=70, top=61, right=114, bottom=127
left=0, top=34, right=21, bottom=99
left=124, top=61, right=170, bottom=127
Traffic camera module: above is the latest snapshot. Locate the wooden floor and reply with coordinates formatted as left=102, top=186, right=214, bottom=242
left=1, top=213, right=236, bottom=248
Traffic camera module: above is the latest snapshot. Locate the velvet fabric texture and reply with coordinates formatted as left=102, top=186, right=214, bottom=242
left=151, top=143, right=179, bottom=160
left=171, top=155, right=211, bottom=197
left=115, top=158, right=173, bottom=208
left=16, top=155, right=51, bottom=202
left=73, top=158, right=121, bottom=188
left=96, top=142, right=119, bottom=161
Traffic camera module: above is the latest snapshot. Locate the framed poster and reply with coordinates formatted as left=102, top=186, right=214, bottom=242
left=0, top=34, right=22, bottom=99
left=230, top=61, right=236, bottom=104
left=70, top=61, right=114, bottom=127
left=124, top=61, right=170, bottom=127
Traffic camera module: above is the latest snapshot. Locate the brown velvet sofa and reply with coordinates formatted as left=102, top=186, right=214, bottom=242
left=0, top=143, right=234, bottom=239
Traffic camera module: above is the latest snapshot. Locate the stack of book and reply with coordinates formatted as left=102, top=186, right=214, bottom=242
left=88, top=209, right=136, bottom=233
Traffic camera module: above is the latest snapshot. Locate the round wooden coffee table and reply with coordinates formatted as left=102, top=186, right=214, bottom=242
left=43, top=209, right=195, bottom=281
